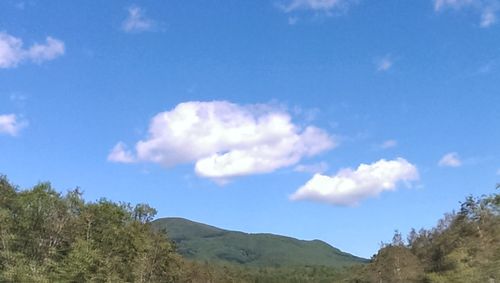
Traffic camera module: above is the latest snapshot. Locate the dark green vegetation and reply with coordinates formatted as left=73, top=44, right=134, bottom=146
left=152, top=217, right=367, bottom=268
left=0, top=176, right=182, bottom=282
left=345, top=189, right=500, bottom=282
left=1, top=175, right=498, bottom=282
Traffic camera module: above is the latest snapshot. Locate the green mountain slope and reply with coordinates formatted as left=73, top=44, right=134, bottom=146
left=152, top=217, right=367, bottom=268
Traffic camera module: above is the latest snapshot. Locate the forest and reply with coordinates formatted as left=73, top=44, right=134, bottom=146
left=0, top=175, right=498, bottom=282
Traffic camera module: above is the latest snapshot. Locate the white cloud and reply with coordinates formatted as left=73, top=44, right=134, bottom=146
left=438, top=152, right=462, bottom=167
left=376, top=56, right=393, bottom=72
left=380, top=139, right=398, bottom=149
left=109, top=101, right=336, bottom=181
left=496, top=168, right=500, bottom=175
left=107, top=142, right=135, bottom=163
left=434, top=0, right=499, bottom=27
left=294, top=162, right=329, bottom=174
left=0, top=32, right=64, bottom=68
left=481, top=9, right=497, bottom=27
left=0, top=114, right=27, bottom=136
left=291, top=158, right=419, bottom=206
left=434, top=0, right=475, bottom=11
left=122, top=6, right=155, bottom=33
left=281, top=0, right=354, bottom=13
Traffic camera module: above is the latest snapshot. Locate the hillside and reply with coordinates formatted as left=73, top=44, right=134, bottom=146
left=152, top=217, right=367, bottom=268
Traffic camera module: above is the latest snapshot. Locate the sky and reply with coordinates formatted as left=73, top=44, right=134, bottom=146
left=1, top=0, right=499, bottom=258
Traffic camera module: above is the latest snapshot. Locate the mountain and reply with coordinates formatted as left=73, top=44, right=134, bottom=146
left=152, top=217, right=367, bottom=268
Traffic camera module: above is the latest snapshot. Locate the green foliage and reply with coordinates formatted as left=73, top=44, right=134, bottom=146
left=2, top=174, right=497, bottom=282
left=152, top=217, right=367, bottom=268
left=0, top=176, right=181, bottom=282
left=345, top=190, right=500, bottom=283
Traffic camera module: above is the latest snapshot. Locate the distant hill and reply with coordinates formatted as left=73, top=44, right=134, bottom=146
left=152, top=217, right=367, bottom=268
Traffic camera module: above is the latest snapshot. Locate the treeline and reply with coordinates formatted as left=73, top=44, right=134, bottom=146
left=0, top=176, right=349, bottom=283
left=345, top=189, right=500, bottom=282
left=0, top=175, right=187, bottom=282
left=1, top=175, right=498, bottom=282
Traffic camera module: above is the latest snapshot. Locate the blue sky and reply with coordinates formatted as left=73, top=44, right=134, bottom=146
left=1, top=0, right=499, bottom=258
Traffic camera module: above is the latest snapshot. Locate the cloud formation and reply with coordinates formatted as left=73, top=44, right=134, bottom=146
left=434, top=0, right=498, bottom=27
left=380, top=139, right=398, bottom=149
left=122, top=6, right=155, bottom=33
left=438, top=152, right=462, bottom=167
left=0, top=32, right=64, bottom=68
left=109, top=101, right=336, bottom=181
left=108, top=142, right=135, bottom=163
left=434, top=0, right=475, bottom=11
left=480, top=8, right=497, bottom=27
left=281, top=0, right=354, bottom=13
left=291, top=158, right=419, bottom=206
left=0, top=114, right=27, bottom=136
left=294, top=162, right=329, bottom=174
left=376, top=56, right=393, bottom=72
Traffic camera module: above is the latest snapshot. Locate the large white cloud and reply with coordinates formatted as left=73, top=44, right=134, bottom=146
left=291, top=158, right=419, bottom=206
left=109, top=101, right=336, bottom=180
left=0, top=114, right=27, bottom=136
left=0, top=32, right=64, bottom=68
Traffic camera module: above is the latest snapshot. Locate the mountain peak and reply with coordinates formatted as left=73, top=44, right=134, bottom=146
left=152, top=217, right=367, bottom=267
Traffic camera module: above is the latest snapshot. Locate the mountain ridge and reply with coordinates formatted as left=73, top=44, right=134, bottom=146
left=152, top=217, right=367, bottom=268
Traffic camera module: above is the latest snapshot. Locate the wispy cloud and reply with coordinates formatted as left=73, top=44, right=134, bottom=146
left=279, top=0, right=356, bottom=14
left=376, top=55, right=394, bottom=72
left=438, top=152, right=462, bottom=167
left=0, top=32, right=64, bottom=68
left=107, top=142, right=135, bottom=163
left=380, top=139, right=398, bottom=149
left=480, top=8, right=497, bottom=27
left=122, top=6, right=155, bottom=33
left=0, top=114, right=27, bottom=136
left=291, top=158, right=419, bottom=206
left=434, top=0, right=499, bottom=28
left=434, top=0, right=475, bottom=11
left=294, top=162, right=329, bottom=174
left=281, top=0, right=350, bottom=12
left=109, top=101, right=336, bottom=182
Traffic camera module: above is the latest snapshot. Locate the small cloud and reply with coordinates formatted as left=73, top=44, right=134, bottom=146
left=280, top=0, right=354, bottom=13
left=0, top=32, right=64, bottom=68
left=380, top=139, right=398, bottom=149
left=438, top=152, right=462, bottom=167
left=477, top=61, right=494, bottom=74
left=27, top=37, right=65, bottom=63
left=434, top=0, right=475, bottom=11
left=122, top=5, right=155, bottom=33
left=376, top=55, right=393, bottom=72
left=107, top=142, right=135, bottom=163
left=294, top=162, right=329, bottom=174
left=434, top=0, right=498, bottom=28
left=291, top=158, right=419, bottom=206
left=496, top=168, right=500, bottom=175
left=480, top=9, right=496, bottom=27
left=0, top=114, right=27, bottom=136
left=9, top=93, right=27, bottom=102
